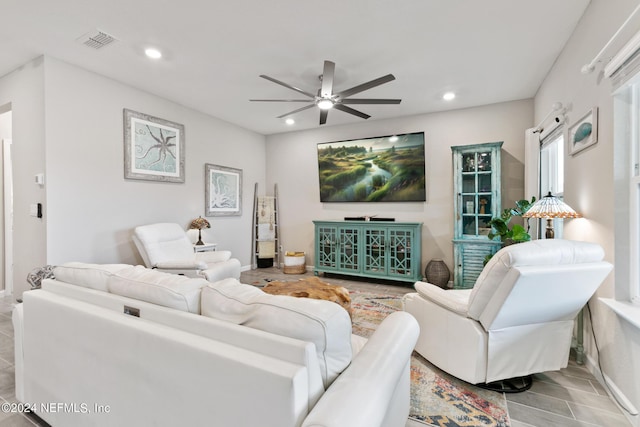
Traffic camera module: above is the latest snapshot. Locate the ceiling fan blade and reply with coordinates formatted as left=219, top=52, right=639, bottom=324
left=249, top=99, right=312, bottom=102
left=276, top=104, right=316, bottom=119
left=321, top=60, right=335, bottom=98
left=259, top=75, right=316, bottom=98
left=319, top=109, right=329, bottom=125
left=341, top=98, right=402, bottom=104
left=336, top=74, right=396, bottom=99
left=333, top=104, right=371, bottom=120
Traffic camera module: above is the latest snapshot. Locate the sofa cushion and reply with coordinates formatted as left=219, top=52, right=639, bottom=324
left=108, top=266, right=209, bottom=313
left=201, top=278, right=353, bottom=388
left=467, top=239, right=605, bottom=320
left=53, top=262, right=133, bottom=292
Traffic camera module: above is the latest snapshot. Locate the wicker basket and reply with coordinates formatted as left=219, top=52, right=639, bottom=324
left=425, top=259, right=450, bottom=288
left=283, top=251, right=306, bottom=274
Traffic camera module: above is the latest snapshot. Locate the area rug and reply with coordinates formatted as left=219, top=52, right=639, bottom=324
left=350, top=291, right=510, bottom=427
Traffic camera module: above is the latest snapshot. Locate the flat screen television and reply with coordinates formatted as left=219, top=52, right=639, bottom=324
left=317, top=132, right=426, bottom=202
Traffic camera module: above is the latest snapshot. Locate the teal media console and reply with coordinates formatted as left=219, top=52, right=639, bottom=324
left=313, top=220, right=422, bottom=283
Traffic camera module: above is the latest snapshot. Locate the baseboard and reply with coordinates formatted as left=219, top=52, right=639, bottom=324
left=584, top=353, right=639, bottom=425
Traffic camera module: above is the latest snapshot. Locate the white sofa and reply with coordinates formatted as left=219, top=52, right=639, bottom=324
left=13, top=262, right=419, bottom=427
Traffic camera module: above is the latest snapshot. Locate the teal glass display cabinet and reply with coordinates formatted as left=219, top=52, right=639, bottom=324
left=313, top=221, right=422, bottom=283
left=451, top=142, right=503, bottom=289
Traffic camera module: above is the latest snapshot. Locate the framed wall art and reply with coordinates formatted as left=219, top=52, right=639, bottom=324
left=317, top=132, right=426, bottom=202
left=124, top=109, right=185, bottom=182
left=205, top=163, right=242, bottom=216
left=568, top=107, right=598, bottom=156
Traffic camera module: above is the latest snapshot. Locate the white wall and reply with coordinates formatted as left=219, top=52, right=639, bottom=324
left=43, top=57, right=265, bottom=272
left=0, top=58, right=46, bottom=298
left=0, top=56, right=266, bottom=298
left=535, top=0, right=640, bottom=423
left=265, top=99, right=533, bottom=275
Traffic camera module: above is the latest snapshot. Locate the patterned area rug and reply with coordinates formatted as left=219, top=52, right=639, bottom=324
left=350, top=291, right=510, bottom=427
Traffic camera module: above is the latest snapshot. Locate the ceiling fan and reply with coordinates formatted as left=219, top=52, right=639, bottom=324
left=250, top=60, right=401, bottom=125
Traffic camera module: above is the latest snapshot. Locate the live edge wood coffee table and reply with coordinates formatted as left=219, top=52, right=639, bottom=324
left=262, top=276, right=352, bottom=317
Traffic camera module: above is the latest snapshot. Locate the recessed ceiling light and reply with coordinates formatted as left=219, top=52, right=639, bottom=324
left=443, top=92, right=456, bottom=101
left=145, top=48, right=162, bottom=59
left=285, top=118, right=295, bottom=125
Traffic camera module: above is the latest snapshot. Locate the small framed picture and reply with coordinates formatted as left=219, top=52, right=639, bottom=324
left=205, top=164, right=242, bottom=216
left=568, top=107, right=598, bottom=156
left=123, top=109, right=185, bottom=182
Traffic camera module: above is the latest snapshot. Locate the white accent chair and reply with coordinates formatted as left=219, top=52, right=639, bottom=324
left=403, top=239, right=612, bottom=389
left=132, top=223, right=241, bottom=282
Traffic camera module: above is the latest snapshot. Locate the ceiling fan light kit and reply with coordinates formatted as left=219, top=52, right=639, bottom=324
left=250, top=60, right=401, bottom=125
left=317, top=99, right=334, bottom=110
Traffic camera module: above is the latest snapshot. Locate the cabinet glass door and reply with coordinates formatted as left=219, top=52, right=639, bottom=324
left=338, top=227, right=360, bottom=271
left=363, top=227, right=386, bottom=275
left=316, top=225, right=338, bottom=269
left=461, top=150, right=494, bottom=237
left=389, top=229, right=413, bottom=277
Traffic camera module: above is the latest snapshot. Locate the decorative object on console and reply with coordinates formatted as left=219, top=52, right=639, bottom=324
left=425, top=259, right=450, bottom=289
left=569, top=107, right=598, bottom=155
left=344, top=216, right=396, bottom=221
left=522, top=192, right=582, bottom=239
left=189, top=216, right=210, bottom=246
left=205, top=163, right=242, bottom=216
left=123, top=109, right=185, bottom=183
left=250, top=60, right=401, bottom=125
left=318, top=132, right=425, bottom=202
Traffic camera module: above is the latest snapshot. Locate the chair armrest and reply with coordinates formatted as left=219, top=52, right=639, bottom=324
left=154, top=260, right=208, bottom=270
left=196, top=251, right=232, bottom=264
left=413, top=281, right=471, bottom=316
left=302, top=311, right=419, bottom=427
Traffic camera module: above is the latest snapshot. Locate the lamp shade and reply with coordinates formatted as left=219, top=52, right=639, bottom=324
left=189, top=216, right=211, bottom=230
left=522, top=192, right=582, bottom=219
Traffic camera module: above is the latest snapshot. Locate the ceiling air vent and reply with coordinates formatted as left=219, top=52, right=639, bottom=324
left=76, top=29, right=117, bottom=49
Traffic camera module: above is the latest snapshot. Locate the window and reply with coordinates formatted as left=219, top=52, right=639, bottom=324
left=538, top=129, right=565, bottom=239
left=631, top=82, right=640, bottom=303
left=614, top=72, right=640, bottom=302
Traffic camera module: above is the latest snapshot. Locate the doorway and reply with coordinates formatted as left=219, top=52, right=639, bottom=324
left=0, top=106, right=13, bottom=296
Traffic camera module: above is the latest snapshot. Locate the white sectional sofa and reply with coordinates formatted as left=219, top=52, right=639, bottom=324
left=12, top=263, right=419, bottom=427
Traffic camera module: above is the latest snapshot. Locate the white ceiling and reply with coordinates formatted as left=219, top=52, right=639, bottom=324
left=1, top=0, right=590, bottom=135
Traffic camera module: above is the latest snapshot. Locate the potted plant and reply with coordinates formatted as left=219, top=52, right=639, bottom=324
left=484, top=197, right=536, bottom=263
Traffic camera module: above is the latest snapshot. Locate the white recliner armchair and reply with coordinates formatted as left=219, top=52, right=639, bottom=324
left=403, top=239, right=612, bottom=390
left=132, top=223, right=241, bottom=282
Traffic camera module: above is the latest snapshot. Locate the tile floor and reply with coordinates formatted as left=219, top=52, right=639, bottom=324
left=0, top=268, right=632, bottom=426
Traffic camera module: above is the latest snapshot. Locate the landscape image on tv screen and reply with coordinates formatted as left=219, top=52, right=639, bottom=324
left=317, top=132, right=426, bottom=202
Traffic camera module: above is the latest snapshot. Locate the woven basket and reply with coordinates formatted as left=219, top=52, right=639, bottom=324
left=283, top=251, right=306, bottom=274
left=425, top=259, right=450, bottom=288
